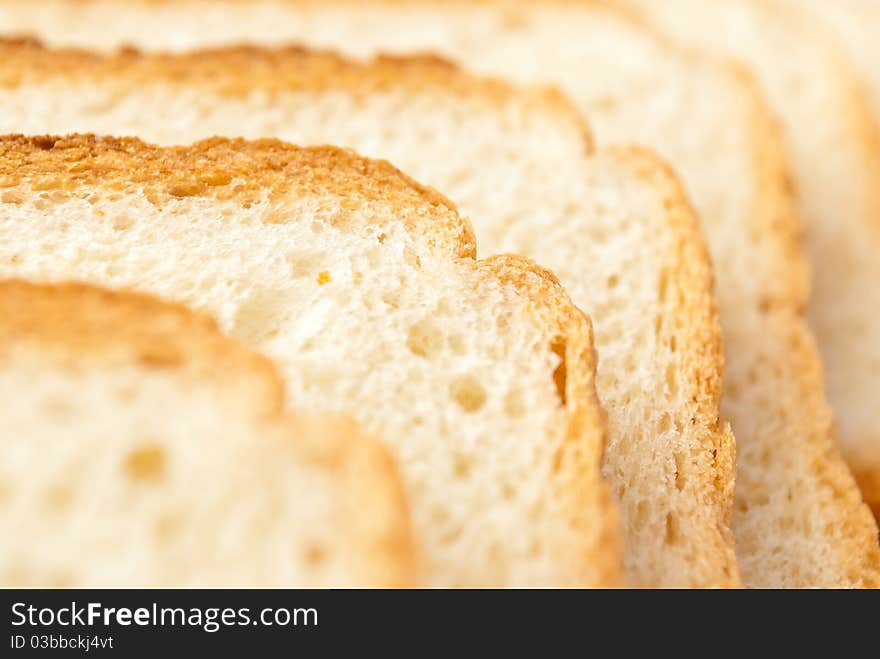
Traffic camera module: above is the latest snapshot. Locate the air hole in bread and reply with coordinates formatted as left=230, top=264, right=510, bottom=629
left=450, top=374, right=487, bottom=413
left=1, top=191, right=25, bottom=204
left=503, top=388, right=525, bottom=418
left=674, top=452, right=686, bottom=492
left=287, top=250, right=322, bottom=278
left=607, top=274, right=619, bottom=289
left=137, top=344, right=181, bottom=369
left=664, top=514, right=680, bottom=545
left=114, top=383, right=137, bottom=403
left=653, top=314, right=663, bottom=336
left=381, top=289, right=401, bottom=309
left=43, top=396, right=72, bottom=419
left=43, top=483, right=74, bottom=512
left=366, top=245, right=384, bottom=269
left=111, top=215, right=134, bottom=231
left=124, top=443, right=166, bottom=483
left=452, top=453, right=472, bottom=480
left=406, top=319, right=443, bottom=359
left=303, top=543, right=327, bottom=567
left=447, top=333, right=466, bottom=356
left=262, top=206, right=290, bottom=225
left=231, top=288, right=286, bottom=344
left=153, top=513, right=181, bottom=546
left=528, top=539, right=543, bottom=559
left=403, top=247, right=420, bottom=268
left=499, top=7, right=530, bottom=30
left=41, top=190, right=68, bottom=203
left=658, top=269, right=669, bottom=303
left=550, top=337, right=567, bottom=406
left=665, top=363, right=678, bottom=397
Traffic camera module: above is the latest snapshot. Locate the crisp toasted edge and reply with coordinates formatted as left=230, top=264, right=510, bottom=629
left=282, top=414, right=419, bottom=588
left=0, top=133, right=475, bottom=260
left=0, top=277, right=284, bottom=412
left=0, top=135, right=622, bottom=585
left=0, top=279, right=419, bottom=587
left=0, top=36, right=593, bottom=148
left=481, top=253, right=621, bottom=587
left=601, top=145, right=740, bottom=588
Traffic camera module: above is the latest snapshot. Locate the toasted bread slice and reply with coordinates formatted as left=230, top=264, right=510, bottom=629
left=0, top=41, right=735, bottom=587
left=1, top=0, right=871, bottom=587
left=620, top=0, right=880, bottom=586
left=0, top=135, right=619, bottom=587
left=17, top=0, right=870, bottom=588
left=0, top=279, right=415, bottom=587
left=793, top=0, right=880, bottom=517
left=794, top=0, right=880, bottom=516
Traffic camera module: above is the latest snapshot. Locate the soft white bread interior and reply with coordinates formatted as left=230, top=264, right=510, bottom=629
left=0, top=44, right=737, bottom=587
left=0, top=135, right=619, bottom=587
left=0, top=279, right=416, bottom=587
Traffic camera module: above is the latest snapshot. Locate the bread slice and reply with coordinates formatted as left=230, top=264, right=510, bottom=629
left=0, top=44, right=735, bottom=587
left=0, top=279, right=416, bottom=587
left=775, top=0, right=880, bottom=519
left=618, top=0, right=880, bottom=579
left=0, top=134, right=619, bottom=587
left=6, top=1, right=870, bottom=588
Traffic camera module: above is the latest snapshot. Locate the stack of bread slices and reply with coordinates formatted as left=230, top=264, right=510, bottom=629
left=0, top=0, right=878, bottom=588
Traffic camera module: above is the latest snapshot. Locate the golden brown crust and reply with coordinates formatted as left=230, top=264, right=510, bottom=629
left=0, top=134, right=475, bottom=260
left=851, top=465, right=880, bottom=522
left=0, top=278, right=285, bottom=414
left=0, top=279, right=419, bottom=587
left=481, top=253, right=621, bottom=587
left=0, top=37, right=592, bottom=150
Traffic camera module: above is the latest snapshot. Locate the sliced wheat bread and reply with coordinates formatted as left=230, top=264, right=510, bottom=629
left=0, top=279, right=415, bottom=587
left=0, top=43, right=735, bottom=587
left=6, top=0, right=871, bottom=588
left=0, top=134, right=619, bottom=587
